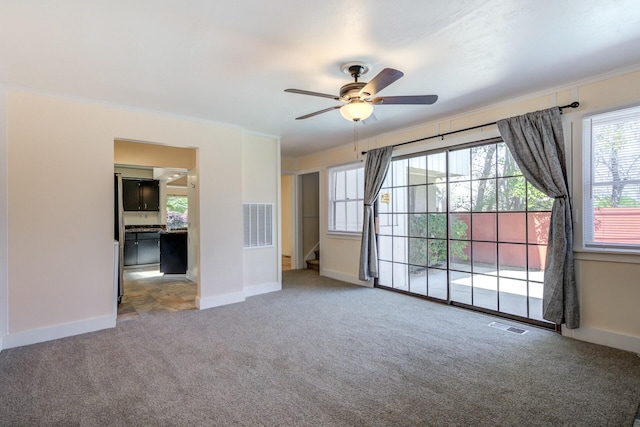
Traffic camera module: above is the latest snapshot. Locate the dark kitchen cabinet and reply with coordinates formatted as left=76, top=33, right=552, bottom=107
left=140, top=181, right=159, bottom=211
left=123, top=232, right=160, bottom=266
left=122, top=179, right=160, bottom=211
left=123, top=234, right=137, bottom=266
left=137, top=232, right=160, bottom=264
left=160, top=232, right=188, bottom=274
left=122, top=179, right=141, bottom=211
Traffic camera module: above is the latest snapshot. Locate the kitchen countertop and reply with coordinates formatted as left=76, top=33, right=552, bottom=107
left=125, top=226, right=165, bottom=233
left=160, top=229, right=188, bottom=234
left=124, top=227, right=188, bottom=234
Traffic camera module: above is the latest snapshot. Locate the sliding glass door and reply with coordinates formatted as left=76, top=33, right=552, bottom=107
left=376, top=138, right=553, bottom=326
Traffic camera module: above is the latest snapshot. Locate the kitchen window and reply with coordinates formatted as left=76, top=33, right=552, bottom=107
left=328, top=163, right=364, bottom=233
left=167, top=196, right=188, bottom=230
left=582, top=105, right=640, bottom=250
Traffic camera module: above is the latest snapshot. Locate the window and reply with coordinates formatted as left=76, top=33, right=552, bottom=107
left=328, top=164, right=364, bottom=233
left=583, top=105, right=640, bottom=250
left=243, top=203, right=273, bottom=248
left=377, top=139, right=554, bottom=326
left=167, top=196, right=188, bottom=230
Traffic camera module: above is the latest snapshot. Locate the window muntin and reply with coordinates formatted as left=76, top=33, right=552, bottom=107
left=583, top=105, right=640, bottom=250
left=328, top=164, right=364, bottom=233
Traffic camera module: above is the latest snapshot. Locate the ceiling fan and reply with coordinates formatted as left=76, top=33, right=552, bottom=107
left=285, top=62, right=438, bottom=122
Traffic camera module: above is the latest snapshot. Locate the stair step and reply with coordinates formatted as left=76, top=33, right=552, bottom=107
left=306, top=259, right=320, bottom=271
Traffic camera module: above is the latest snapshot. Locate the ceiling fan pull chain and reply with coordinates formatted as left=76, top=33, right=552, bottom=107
left=353, top=121, right=358, bottom=158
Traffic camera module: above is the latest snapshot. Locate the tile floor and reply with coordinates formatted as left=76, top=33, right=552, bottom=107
left=118, top=258, right=293, bottom=321
left=117, top=265, right=196, bottom=321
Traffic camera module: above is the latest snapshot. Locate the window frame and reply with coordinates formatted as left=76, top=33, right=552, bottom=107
left=581, top=104, right=640, bottom=252
left=376, top=138, right=555, bottom=328
left=327, top=162, right=365, bottom=234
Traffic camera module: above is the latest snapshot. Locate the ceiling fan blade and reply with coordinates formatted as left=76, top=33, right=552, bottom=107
left=295, top=105, right=342, bottom=120
left=285, top=88, right=341, bottom=101
left=372, top=95, right=438, bottom=105
left=358, top=68, right=404, bottom=98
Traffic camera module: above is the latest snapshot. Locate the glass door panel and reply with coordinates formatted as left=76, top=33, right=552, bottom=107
left=409, top=267, right=427, bottom=295
left=409, top=238, right=427, bottom=266
left=497, top=212, right=526, bottom=243
left=473, top=274, right=498, bottom=311
left=378, top=235, right=393, bottom=261
left=471, top=213, right=496, bottom=241
left=528, top=281, right=544, bottom=321
left=392, top=237, right=408, bottom=263
left=528, top=245, right=547, bottom=282
left=427, top=184, right=447, bottom=212
left=427, top=268, right=448, bottom=300
left=450, top=270, right=472, bottom=304
left=528, top=212, right=550, bottom=244
left=449, top=213, right=470, bottom=239
left=498, top=278, right=528, bottom=317
left=472, top=241, right=497, bottom=274
left=409, top=156, right=427, bottom=185
left=379, top=260, right=393, bottom=287
left=498, top=243, right=527, bottom=280
left=393, top=263, right=409, bottom=291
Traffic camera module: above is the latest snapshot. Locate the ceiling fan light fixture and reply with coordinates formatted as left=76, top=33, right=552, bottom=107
left=340, top=101, right=373, bottom=122
left=286, top=65, right=437, bottom=121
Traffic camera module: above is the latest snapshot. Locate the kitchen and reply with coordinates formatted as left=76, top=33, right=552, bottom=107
left=114, top=140, right=198, bottom=318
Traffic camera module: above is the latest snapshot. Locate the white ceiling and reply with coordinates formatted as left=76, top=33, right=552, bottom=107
left=1, top=1, right=639, bottom=158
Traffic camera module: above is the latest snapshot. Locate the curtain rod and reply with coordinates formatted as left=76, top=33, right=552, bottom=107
left=361, top=102, right=580, bottom=155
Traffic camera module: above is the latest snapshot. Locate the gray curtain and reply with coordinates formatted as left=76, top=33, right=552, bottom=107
left=359, top=146, right=393, bottom=281
left=497, top=107, right=579, bottom=329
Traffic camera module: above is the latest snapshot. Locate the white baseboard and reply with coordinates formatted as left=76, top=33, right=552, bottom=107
left=322, top=269, right=373, bottom=288
left=244, top=281, right=281, bottom=298
left=198, top=282, right=281, bottom=308
left=186, top=270, right=197, bottom=282
left=563, top=325, right=640, bottom=354
left=197, top=291, right=245, bottom=310
left=2, top=314, right=116, bottom=350
left=0, top=336, right=3, bottom=352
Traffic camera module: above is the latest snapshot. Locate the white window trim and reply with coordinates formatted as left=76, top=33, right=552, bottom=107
left=327, top=162, right=365, bottom=234
left=326, top=230, right=363, bottom=240
left=580, top=104, right=640, bottom=254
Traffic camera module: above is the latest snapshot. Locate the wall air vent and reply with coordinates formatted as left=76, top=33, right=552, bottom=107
left=243, top=203, right=273, bottom=248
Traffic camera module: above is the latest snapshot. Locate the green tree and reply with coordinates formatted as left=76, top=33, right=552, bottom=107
left=167, top=196, right=188, bottom=214
left=471, top=144, right=497, bottom=211
left=469, top=143, right=537, bottom=212
left=409, top=214, right=467, bottom=267
left=166, top=196, right=188, bottom=229
left=593, top=122, right=640, bottom=208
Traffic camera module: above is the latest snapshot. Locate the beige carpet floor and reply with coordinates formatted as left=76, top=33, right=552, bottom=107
left=1, top=269, right=639, bottom=426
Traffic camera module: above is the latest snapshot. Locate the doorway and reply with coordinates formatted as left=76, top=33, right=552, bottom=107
left=281, top=174, right=294, bottom=271
left=114, top=140, right=198, bottom=318
left=298, top=172, right=320, bottom=271
left=117, top=266, right=196, bottom=320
